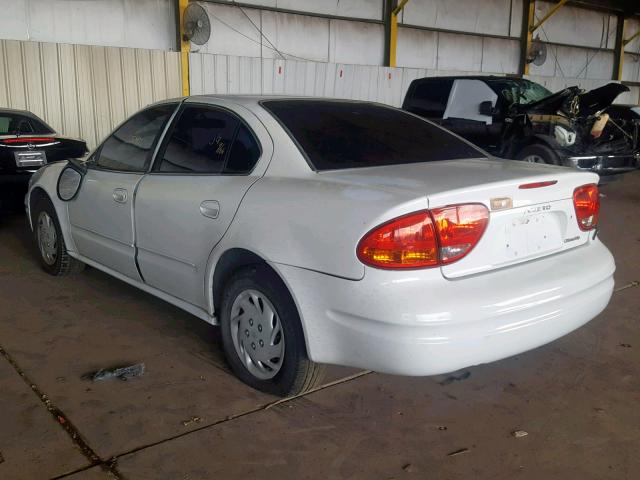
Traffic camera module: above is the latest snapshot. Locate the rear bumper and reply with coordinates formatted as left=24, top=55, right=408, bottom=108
left=564, top=153, right=640, bottom=175
left=274, top=238, right=615, bottom=376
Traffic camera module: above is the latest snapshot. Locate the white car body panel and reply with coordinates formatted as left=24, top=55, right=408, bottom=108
left=26, top=95, right=615, bottom=376
left=69, top=169, right=144, bottom=281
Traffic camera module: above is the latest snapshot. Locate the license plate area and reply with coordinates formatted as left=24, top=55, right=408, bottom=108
left=15, top=150, right=47, bottom=167
left=504, top=212, right=563, bottom=261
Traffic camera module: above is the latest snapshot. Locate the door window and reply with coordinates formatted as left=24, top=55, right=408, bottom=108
left=405, top=79, right=454, bottom=118
left=157, top=107, right=235, bottom=174
left=94, top=104, right=176, bottom=172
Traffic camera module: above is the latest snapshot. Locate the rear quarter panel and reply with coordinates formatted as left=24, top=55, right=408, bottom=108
left=206, top=175, right=428, bottom=282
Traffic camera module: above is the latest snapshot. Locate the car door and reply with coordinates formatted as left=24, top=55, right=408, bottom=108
left=68, top=103, right=177, bottom=280
left=441, top=79, right=499, bottom=150
left=134, top=100, right=272, bottom=308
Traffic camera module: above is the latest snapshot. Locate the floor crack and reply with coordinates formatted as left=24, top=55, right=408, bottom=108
left=109, top=370, right=374, bottom=462
left=0, top=345, right=123, bottom=480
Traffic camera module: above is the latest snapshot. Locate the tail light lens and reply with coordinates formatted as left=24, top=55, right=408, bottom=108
left=573, top=184, right=599, bottom=231
left=356, top=211, right=438, bottom=269
left=357, top=204, right=489, bottom=270
left=431, top=204, right=489, bottom=264
left=1, top=137, right=57, bottom=144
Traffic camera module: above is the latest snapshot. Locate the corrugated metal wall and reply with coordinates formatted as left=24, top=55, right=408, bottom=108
left=0, top=39, right=182, bottom=148
left=189, top=52, right=640, bottom=106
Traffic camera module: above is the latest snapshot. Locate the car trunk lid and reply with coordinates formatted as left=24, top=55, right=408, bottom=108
left=423, top=163, right=598, bottom=279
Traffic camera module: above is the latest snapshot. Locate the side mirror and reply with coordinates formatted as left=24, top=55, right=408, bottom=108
left=479, top=100, right=498, bottom=116
left=57, top=162, right=85, bottom=201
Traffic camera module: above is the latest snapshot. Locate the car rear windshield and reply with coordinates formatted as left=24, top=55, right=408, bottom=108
left=0, top=113, right=54, bottom=135
left=262, top=100, right=484, bottom=171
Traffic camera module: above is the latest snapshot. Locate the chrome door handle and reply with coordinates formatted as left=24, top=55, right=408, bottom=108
left=113, top=188, right=128, bottom=203
left=200, top=200, right=220, bottom=219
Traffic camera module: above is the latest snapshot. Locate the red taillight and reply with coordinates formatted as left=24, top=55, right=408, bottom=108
left=431, top=204, right=490, bottom=265
left=1, top=137, right=57, bottom=144
left=519, top=180, right=558, bottom=189
left=357, top=204, right=489, bottom=270
left=357, top=211, right=438, bottom=269
left=573, top=184, right=599, bottom=231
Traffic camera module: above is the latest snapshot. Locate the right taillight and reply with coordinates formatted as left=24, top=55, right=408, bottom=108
left=573, top=184, right=600, bottom=231
left=357, top=204, right=489, bottom=270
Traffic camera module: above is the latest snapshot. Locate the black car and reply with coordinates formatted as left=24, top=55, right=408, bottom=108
left=0, top=108, right=87, bottom=184
left=402, top=76, right=640, bottom=176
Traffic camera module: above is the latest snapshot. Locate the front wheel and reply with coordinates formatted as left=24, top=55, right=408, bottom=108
left=32, top=197, right=85, bottom=276
left=516, top=144, right=561, bottom=165
left=219, top=265, right=324, bottom=396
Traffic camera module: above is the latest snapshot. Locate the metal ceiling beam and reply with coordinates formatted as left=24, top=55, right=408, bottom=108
left=530, top=0, right=568, bottom=32
left=520, top=0, right=568, bottom=76
left=614, top=17, right=640, bottom=80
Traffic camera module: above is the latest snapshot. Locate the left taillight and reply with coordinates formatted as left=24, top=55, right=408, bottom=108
left=357, top=204, right=489, bottom=270
left=573, top=184, right=600, bottom=231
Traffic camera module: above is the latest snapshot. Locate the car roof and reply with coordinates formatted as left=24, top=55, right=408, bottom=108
left=152, top=95, right=376, bottom=107
left=410, top=75, right=527, bottom=83
left=0, top=107, right=40, bottom=116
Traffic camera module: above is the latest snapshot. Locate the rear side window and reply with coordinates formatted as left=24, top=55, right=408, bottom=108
left=157, top=106, right=260, bottom=174
left=225, top=124, right=261, bottom=173
left=0, top=113, right=54, bottom=135
left=95, top=104, right=175, bottom=172
left=404, top=79, right=454, bottom=117
left=263, top=100, right=483, bottom=171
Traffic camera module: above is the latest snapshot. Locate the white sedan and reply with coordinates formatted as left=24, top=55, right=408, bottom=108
left=26, top=96, right=614, bottom=396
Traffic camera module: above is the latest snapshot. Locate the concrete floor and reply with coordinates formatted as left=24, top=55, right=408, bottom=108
left=0, top=172, right=639, bottom=480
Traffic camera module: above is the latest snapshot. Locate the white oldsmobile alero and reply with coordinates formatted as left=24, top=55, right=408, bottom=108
left=26, top=96, right=615, bottom=396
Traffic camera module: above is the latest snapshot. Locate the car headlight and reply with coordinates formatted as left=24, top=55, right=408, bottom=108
left=554, top=125, right=576, bottom=147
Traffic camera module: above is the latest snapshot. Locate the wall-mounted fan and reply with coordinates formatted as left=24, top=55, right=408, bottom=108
left=527, top=36, right=548, bottom=66
left=183, top=3, right=211, bottom=45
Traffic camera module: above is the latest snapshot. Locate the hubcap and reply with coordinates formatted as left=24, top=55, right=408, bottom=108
left=523, top=154, right=545, bottom=164
left=230, top=289, right=284, bottom=380
left=37, top=211, right=57, bottom=266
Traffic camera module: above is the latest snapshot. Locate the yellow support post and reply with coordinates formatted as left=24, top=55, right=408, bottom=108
left=529, top=0, right=567, bottom=33
left=613, top=15, right=625, bottom=81
left=521, top=0, right=566, bottom=76
left=521, top=0, right=536, bottom=75
left=179, top=0, right=190, bottom=97
left=389, top=0, right=409, bottom=68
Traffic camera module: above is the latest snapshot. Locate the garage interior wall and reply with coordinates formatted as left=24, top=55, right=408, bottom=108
left=0, top=0, right=176, bottom=50
left=0, top=39, right=182, bottom=148
left=191, top=0, right=640, bottom=103
left=0, top=0, right=639, bottom=148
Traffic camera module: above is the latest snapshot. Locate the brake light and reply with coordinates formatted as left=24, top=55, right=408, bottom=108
left=1, top=137, right=56, bottom=144
left=357, top=204, right=489, bottom=269
left=573, top=184, right=599, bottom=231
left=356, top=211, right=438, bottom=269
left=519, top=180, right=558, bottom=189
left=431, top=204, right=489, bottom=264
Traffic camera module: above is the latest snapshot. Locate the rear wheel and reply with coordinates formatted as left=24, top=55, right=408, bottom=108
left=517, top=144, right=561, bottom=165
left=32, top=197, right=85, bottom=276
left=219, top=265, right=325, bottom=396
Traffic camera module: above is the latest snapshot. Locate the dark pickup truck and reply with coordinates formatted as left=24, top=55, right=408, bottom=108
left=402, top=76, right=640, bottom=176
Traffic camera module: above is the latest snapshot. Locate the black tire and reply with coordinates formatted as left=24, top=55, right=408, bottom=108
left=516, top=143, right=561, bottom=165
left=219, top=265, right=325, bottom=396
left=32, top=196, right=85, bottom=276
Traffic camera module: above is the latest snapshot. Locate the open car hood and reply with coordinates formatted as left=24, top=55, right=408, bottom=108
left=521, top=82, right=629, bottom=117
